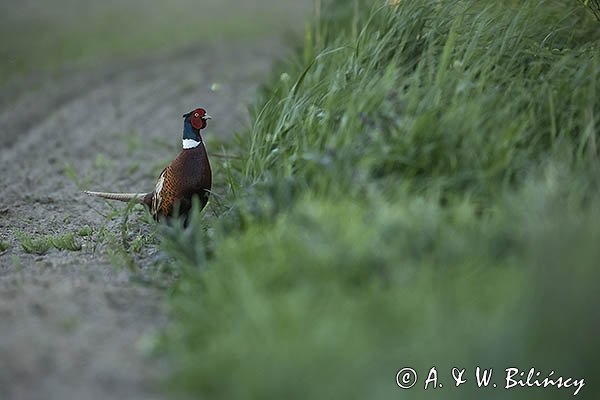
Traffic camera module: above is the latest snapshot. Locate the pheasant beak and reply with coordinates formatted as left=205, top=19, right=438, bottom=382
left=204, top=115, right=212, bottom=120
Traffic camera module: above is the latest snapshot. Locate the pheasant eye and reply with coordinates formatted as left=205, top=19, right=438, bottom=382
left=194, top=113, right=199, bottom=117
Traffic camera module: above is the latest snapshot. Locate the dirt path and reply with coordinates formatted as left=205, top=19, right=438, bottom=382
left=0, top=39, right=291, bottom=400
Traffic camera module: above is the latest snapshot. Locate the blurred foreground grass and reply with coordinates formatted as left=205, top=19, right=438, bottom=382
left=0, top=0, right=310, bottom=85
left=157, top=0, right=600, bottom=398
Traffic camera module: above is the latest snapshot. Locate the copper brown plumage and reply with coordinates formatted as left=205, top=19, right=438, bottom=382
left=85, top=107, right=212, bottom=223
left=149, top=143, right=211, bottom=219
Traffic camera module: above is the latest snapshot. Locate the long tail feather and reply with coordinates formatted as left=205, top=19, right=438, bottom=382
left=84, top=190, right=148, bottom=203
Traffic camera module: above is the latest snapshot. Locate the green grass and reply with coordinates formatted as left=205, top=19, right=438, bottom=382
left=580, top=0, right=600, bottom=20
left=16, top=231, right=82, bottom=255
left=161, top=0, right=600, bottom=399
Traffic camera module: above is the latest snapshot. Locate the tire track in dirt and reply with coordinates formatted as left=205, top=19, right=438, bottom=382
left=0, top=39, right=290, bottom=400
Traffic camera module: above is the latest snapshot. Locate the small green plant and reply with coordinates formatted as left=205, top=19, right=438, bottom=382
left=16, top=232, right=52, bottom=255
left=49, top=232, right=82, bottom=251
left=63, top=162, right=80, bottom=188
left=77, top=226, right=93, bottom=237
left=63, top=162, right=92, bottom=190
left=128, top=163, right=140, bottom=175
left=0, top=241, right=10, bottom=252
left=94, top=153, right=113, bottom=169
left=16, top=231, right=82, bottom=255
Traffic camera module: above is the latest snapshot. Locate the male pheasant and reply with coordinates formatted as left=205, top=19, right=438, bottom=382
left=85, top=107, right=212, bottom=222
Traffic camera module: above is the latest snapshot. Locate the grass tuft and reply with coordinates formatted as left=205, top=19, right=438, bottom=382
left=77, top=226, right=94, bottom=237
left=0, top=241, right=9, bottom=252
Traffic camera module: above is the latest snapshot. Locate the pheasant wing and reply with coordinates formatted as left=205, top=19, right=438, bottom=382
left=151, top=169, right=165, bottom=219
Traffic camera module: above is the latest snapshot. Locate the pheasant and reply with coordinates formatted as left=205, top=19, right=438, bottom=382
left=85, top=107, right=212, bottom=222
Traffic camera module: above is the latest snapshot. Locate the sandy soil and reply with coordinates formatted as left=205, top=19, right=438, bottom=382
left=0, top=39, right=291, bottom=400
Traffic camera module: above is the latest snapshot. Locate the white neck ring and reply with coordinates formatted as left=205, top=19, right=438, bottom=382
left=182, top=139, right=201, bottom=149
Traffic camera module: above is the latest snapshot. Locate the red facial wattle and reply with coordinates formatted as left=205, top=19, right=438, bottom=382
left=190, top=108, right=207, bottom=130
